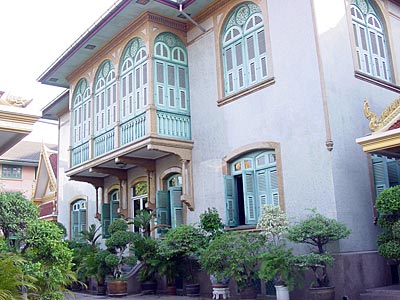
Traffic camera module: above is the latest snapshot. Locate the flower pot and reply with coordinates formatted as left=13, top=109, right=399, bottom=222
left=93, top=284, right=106, bottom=295
left=166, top=285, right=176, bottom=295
left=275, top=285, right=290, bottom=300
left=107, top=280, right=128, bottom=296
left=309, top=286, right=335, bottom=300
left=186, top=283, right=200, bottom=297
left=239, top=285, right=258, bottom=300
left=210, top=274, right=230, bottom=287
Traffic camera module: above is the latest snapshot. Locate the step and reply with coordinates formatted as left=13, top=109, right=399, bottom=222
left=360, top=292, right=400, bottom=300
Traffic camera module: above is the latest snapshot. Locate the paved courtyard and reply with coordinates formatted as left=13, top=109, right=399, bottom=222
left=65, top=292, right=210, bottom=300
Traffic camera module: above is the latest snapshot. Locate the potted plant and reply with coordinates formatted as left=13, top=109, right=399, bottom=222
left=257, top=204, right=300, bottom=300
left=287, top=209, right=351, bottom=300
left=375, top=185, right=400, bottom=262
left=200, top=231, right=266, bottom=300
left=158, top=224, right=206, bottom=296
left=104, top=218, right=137, bottom=296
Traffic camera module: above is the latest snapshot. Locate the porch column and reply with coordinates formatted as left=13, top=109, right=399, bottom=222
left=181, top=159, right=194, bottom=211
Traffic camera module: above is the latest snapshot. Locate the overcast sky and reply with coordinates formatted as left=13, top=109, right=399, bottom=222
left=0, top=0, right=117, bottom=114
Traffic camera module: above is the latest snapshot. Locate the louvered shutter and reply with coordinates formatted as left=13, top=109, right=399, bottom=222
left=79, top=209, right=86, bottom=233
left=268, top=168, right=279, bottom=206
left=372, top=155, right=389, bottom=197
left=387, top=160, right=400, bottom=187
left=102, top=203, right=110, bottom=237
left=170, top=187, right=183, bottom=228
left=243, top=171, right=257, bottom=225
left=224, top=175, right=238, bottom=226
left=257, top=170, right=267, bottom=207
left=156, top=190, right=170, bottom=233
left=72, top=210, right=79, bottom=240
left=111, top=201, right=120, bottom=223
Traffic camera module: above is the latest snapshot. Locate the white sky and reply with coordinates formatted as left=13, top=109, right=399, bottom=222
left=0, top=0, right=117, bottom=114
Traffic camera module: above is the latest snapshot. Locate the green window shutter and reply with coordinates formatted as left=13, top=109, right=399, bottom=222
left=111, top=201, right=120, bottom=222
left=79, top=209, right=86, bottom=233
left=387, top=160, right=400, bottom=187
left=156, top=190, right=170, bottom=233
left=102, top=203, right=111, bottom=237
left=243, top=171, right=257, bottom=225
left=224, top=175, right=238, bottom=227
left=268, top=167, right=279, bottom=206
left=170, top=187, right=183, bottom=228
left=256, top=170, right=267, bottom=207
left=72, top=210, right=79, bottom=240
left=372, top=155, right=389, bottom=197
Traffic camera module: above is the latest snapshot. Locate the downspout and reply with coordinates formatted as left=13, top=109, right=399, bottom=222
left=179, top=3, right=206, bottom=33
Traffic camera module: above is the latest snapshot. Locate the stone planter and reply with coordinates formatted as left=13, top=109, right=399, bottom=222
left=275, top=285, right=289, bottom=300
left=309, top=286, right=335, bottom=300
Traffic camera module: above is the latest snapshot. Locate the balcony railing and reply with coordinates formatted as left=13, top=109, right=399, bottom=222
left=94, top=129, right=115, bottom=158
left=157, top=111, right=191, bottom=140
left=120, top=113, right=146, bottom=146
left=71, top=141, right=89, bottom=166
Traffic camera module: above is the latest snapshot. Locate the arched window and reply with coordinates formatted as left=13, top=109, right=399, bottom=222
left=224, top=150, right=279, bottom=227
left=102, top=189, right=119, bottom=237
left=94, top=60, right=116, bottom=134
left=131, top=181, right=149, bottom=234
left=156, top=174, right=183, bottom=231
left=120, top=37, right=148, bottom=121
left=71, top=199, right=87, bottom=240
left=222, top=2, right=268, bottom=96
left=72, top=79, right=91, bottom=145
left=154, top=32, right=189, bottom=112
left=351, top=0, right=391, bottom=81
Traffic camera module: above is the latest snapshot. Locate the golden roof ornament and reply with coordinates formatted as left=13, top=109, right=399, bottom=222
left=364, top=98, right=400, bottom=132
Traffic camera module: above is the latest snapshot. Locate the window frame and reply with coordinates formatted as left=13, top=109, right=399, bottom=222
left=220, top=2, right=272, bottom=101
left=72, top=79, right=91, bottom=146
left=350, top=0, right=393, bottom=84
left=70, top=199, right=87, bottom=241
left=2, top=164, right=22, bottom=179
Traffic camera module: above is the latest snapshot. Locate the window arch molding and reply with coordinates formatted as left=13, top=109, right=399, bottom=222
left=349, top=0, right=394, bottom=83
left=71, top=78, right=91, bottom=146
left=219, top=1, right=271, bottom=99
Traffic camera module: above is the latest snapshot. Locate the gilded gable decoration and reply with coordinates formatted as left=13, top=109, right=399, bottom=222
left=363, top=98, right=400, bottom=132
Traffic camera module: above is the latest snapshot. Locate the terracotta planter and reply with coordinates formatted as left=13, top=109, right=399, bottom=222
left=107, top=280, right=128, bottom=296
left=166, top=285, right=176, bottom=295
left=309, top=286, right=335, bottom=300
left=239, top=285, right=258, bottom=300
left=94, top=284, right=106, bottom=295
left=186, top=283, right=200, bottom=297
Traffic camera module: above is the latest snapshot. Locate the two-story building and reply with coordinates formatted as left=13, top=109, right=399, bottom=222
left=39, top=0, right=400, bottom=298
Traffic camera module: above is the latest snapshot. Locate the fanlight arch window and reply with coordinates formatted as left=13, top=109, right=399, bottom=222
left=154, top=32, right=189, bottom=112
left=222, top=2, right=268, bottom=96
left=224, top=150, right=279, bottom=227
left=71, top=199, right=87, bottom=240
left=72, top=79, right=91, bottom=145
left=120, top=37, right=148, bottom=120
left=351, top=0, right=391, bottom=82
left=102, top=189, right=120, bottom=237
left=94, top=60, right=116, bottom=134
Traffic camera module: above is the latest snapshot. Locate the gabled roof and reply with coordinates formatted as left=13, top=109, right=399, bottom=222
left=0, top=141, right=57, bottom=166
left=356, top=98, right=400, bottom=158
left=32, top=144, right=58, bottom=202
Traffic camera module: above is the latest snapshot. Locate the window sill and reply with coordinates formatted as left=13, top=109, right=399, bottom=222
left=225, top=225, right=261, bottom=232
left=217, top=77, right=276, bottom=107
left=354, top=71, right=400, bottom=93
left=0, top=177, right=22, bottom=181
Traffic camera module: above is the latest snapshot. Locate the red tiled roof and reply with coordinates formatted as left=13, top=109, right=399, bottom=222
left=49, top=153, right=58, bottom=179
left=389, top=119, right=400, bottom=130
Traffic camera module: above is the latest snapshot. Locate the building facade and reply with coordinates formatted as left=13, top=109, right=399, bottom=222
left=40, top=0, right=400, bottom=299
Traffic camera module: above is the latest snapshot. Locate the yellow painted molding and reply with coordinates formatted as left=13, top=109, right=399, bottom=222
left=356, top=129, right=400, bottom=152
